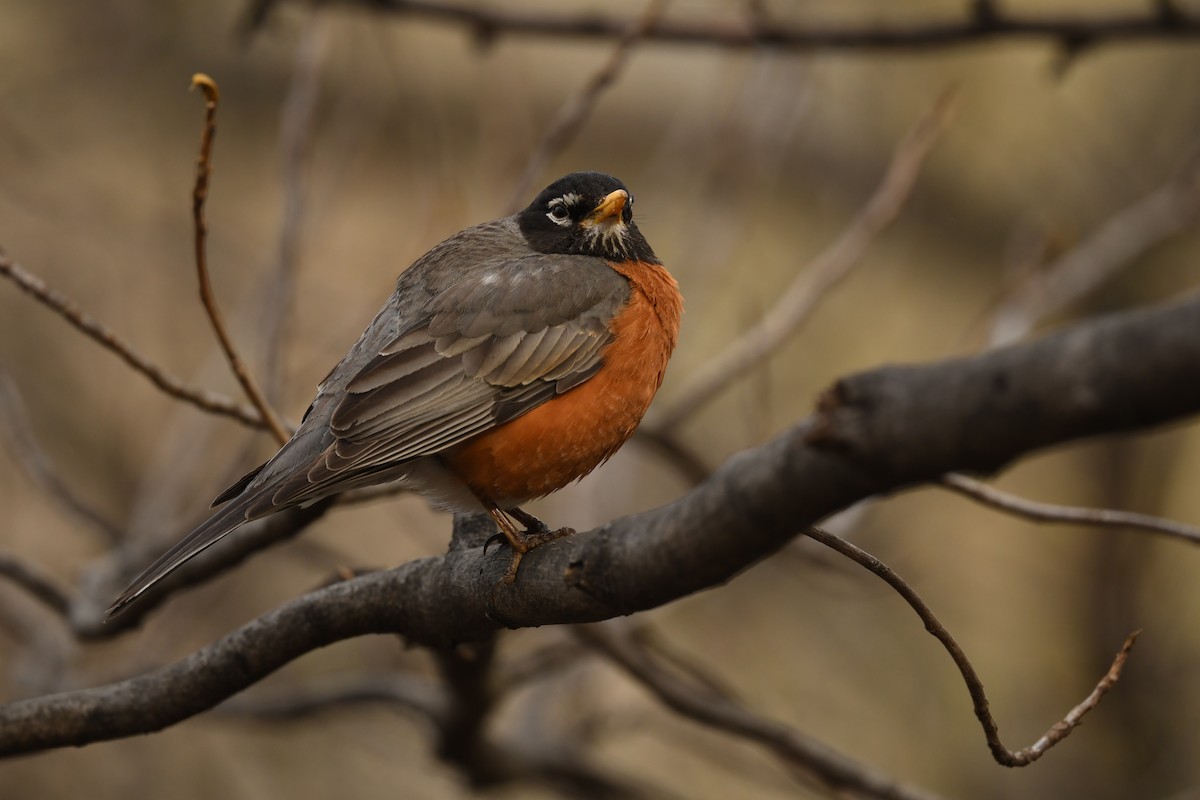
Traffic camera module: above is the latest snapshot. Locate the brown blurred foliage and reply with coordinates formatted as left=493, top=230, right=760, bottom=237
left=2, top=1, right=1200, bottom=798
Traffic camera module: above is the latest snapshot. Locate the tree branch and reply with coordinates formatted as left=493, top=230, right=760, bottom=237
left=0, top=251, right=264, bottom=429
left=987, top=150, right=1200, bottom=345
left=0, top=552, right=73, bottom=619
left=224, top=642, right=662, bottom=799
left=0, top=370, right=122, bottom=543
left=2, top=290, right=1198, bottom=756
left=578, top=624, right=943, bottom=800
left=249, top=1, right=1200, bottom=52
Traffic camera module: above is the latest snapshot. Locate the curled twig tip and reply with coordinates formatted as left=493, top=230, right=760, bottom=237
left=190, top=73, right=220, bottom=104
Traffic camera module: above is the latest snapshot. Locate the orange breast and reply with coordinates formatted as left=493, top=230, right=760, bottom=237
left=444, top=259, right=682, bottom=506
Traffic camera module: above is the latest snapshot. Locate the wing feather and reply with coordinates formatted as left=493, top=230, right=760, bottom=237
left=490, top=328, right=548, bottom=385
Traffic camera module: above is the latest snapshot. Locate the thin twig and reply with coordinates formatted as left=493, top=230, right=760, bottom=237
left=250, top=1, right=1200, bottom=52
left=220, top=671, right=448, bottom=722
left=262, top=14, right=330, bottom=401
left=802, top=526, right=1139, bottom=767
left=652, top=89, right=957, bottom=431
left=1012, top=633, right=1140, bottom=763
left=940, top=473, right=1200, bottom=545
left=578, top=625, right=944, bottom=800
left=987, top=150, right=1200, bottom=346
left=506, top=0, right=668, bottom=211
left=628, top=626, right=744, bottom=702
left=189, top=74, right=291, bottom=445
left=0, top=371, right=122, bottom=543
left=0, top=251, right=263, bottom=428
left=0, top=552, right=73, bottom=618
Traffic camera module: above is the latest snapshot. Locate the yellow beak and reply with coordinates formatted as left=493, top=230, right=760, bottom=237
left=585, top=189, right=628, bottom=226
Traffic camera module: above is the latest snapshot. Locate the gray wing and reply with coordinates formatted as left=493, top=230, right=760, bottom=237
left=258, top=252, right=629, bottom=509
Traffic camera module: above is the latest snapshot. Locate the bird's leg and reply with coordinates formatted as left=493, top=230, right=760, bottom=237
left=497, top=506, right=575, bottom=583
left=476, top=497, right=574, bottom=584
left=508, top=506, right=575, bottom=545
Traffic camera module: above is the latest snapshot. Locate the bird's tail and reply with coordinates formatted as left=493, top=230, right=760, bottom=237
left=105, top=494, right=258, bottom=620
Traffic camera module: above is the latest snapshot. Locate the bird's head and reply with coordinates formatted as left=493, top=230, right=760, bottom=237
left=517, top=172, right=658, bottom=263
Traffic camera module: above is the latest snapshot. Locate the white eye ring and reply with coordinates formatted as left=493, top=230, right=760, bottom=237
left=547, top=204, right=571, bottom=225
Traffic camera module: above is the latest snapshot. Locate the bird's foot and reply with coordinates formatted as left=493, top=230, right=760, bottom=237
left=499, top=526, right=575, bottom=584
left=488, top=507, right=575, bottom=584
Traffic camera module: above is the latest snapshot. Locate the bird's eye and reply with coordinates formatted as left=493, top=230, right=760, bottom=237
left=547, top=204, right=571, bottom=224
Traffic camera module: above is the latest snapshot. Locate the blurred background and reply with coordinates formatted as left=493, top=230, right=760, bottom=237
left=2, top=1, right=1200, bottom=798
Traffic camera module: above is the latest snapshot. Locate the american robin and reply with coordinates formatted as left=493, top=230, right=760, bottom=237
left=108, top=172, right=682, bottom=617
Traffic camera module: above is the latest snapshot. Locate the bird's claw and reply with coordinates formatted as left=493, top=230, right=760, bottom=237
left=490, top=525, right=576, bottom=584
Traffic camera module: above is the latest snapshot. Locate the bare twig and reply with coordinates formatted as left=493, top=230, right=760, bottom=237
left=1013, top=633, right=1140, bottom=763
left=578, top=625, right=943, bottom=800
left=940, top=473, right=1200, bottom=546
left=221, top=671, right=447, bottom=722
left=250, top=1, right=1200, bottom=52
left=801, top=526, right=1140, bottom=767
left=0, top=552, right=73, bottom=618
left=189, top=74, right=291, bottom=445
left=0, top=252, right=263, bottom=428
left=506, top=0, right=667, bottom=211
left=0, top=370, right=122, bottom=543
left=628, top=626, right=743, bottom=702
left=987, top=152, right=1200, bottom=346
left=652, top=89, right=956, bottom=431
left=262, top=14, right=331, bottom=400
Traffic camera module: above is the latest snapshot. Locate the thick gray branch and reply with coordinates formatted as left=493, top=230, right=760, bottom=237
left=2, top=291, right=1199, bottom=756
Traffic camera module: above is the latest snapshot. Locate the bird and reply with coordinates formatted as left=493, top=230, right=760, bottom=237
left=108, top=171, right=682, bottom=618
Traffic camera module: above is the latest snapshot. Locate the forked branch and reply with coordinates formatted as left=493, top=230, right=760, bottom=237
left=802, top=526, right=1139, bottom=767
